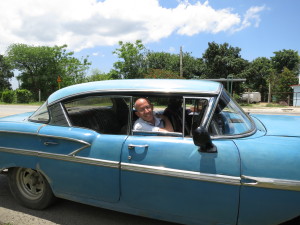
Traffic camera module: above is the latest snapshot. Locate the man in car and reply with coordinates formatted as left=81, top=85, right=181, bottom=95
left=133, top=98, right=174, bottom=132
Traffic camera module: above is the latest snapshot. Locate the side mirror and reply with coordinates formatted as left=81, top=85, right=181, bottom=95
left=192, top=126, right=217, bottom=153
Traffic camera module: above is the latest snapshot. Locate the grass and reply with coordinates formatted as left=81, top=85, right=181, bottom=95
left=240, top=102, right=289, bottom=108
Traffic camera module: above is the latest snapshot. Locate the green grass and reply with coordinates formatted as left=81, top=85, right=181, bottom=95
left=240, top=102, right=289, bottom=108
left=265, top=103, right=286, bottom=107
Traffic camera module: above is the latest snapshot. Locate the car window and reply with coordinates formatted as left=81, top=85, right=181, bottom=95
left=132, top=96, right=183, bottom=136
left=64, top=96, right=130, bottom=135
left=209, top=90, right=255, bottom=136
left=184, top=98, right=209, bottom=136
left=29, top=101, right=49, bottom=123
left=132, top=96, right=209, bottom=137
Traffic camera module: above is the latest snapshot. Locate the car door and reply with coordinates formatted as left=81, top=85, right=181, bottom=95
left=120, top=97, right=241, bottom=224
left=37, top=96, right=131, bottom=203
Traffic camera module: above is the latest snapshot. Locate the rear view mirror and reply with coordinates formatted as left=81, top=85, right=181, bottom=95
left=192, top=126, right=217, bottom=153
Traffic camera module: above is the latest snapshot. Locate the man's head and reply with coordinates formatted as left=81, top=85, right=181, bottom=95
left=134, top=98, right=154, bottom=123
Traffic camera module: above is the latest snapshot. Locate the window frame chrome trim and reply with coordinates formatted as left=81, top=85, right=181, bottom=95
left=59, top=102, right=72, bottom=127
left=48, top=89, right=221, bottom=106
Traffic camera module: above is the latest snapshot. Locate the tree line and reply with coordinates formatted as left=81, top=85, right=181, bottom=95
left=0, top=40, right=299, bottom=102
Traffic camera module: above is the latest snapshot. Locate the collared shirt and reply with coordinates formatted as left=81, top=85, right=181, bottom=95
left=133, top=114, right=164, bottom=132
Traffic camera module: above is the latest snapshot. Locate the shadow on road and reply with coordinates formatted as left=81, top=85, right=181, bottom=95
left=0, top=173, right=176, bottom=225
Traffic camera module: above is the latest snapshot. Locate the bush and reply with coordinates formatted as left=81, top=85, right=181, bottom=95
left=15, top=89, right=32, bottom=103
left=2, top=90, right=15, bottom=103
left=232, top=93, right=241, bottom=103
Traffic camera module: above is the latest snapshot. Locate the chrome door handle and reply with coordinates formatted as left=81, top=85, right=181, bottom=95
left=128, top=144, right=149, bottom=150
left=44, top=141, right=58, bottom=146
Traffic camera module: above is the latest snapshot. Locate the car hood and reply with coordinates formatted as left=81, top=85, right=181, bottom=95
left=251, top=114, right=300, bottom=137
left=0, top=112, right=33, bottom=122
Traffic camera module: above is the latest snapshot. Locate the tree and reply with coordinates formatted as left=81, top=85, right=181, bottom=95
left=144, top=69, right=183, bottom=79
left=202, top=42, right=249, bottom=79
left=0, top=55, right=14, bottom=91
left=6, top=44, right=90, bottom=100
left=146, top=51, right=205, bottom=79
left=146, top=52, right=177, bottom=72
left=113, top=40, right=147, bottom=79
left=271, top=67, right=298, bottom=102
left=271, top=49, right=300, bottom=74
left=243, top=57, right=272, bottom=100
left=86, top=69, right=113, bottom=82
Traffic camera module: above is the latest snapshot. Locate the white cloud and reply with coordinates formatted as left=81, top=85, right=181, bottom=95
left=169, top=47, right=176, bottom=53
left=232, top=5, right=267, bottom=32
left=0, top=0, right=266, bottom=53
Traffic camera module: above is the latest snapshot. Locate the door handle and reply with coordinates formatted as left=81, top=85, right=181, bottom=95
left=128, top=144, right=149, bottom=150
left=44, top=141, right=58, bottom=146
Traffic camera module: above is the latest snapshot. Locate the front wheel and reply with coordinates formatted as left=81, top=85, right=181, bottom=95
left=8, top=167, right=56, bottom=209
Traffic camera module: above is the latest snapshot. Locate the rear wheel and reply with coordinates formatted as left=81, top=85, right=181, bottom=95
left=8, top=167, right=56, bottom=209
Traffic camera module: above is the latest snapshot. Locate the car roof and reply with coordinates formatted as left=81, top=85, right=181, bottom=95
left=47, top=79, right=222, bottom=104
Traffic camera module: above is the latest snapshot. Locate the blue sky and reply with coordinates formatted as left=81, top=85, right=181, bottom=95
left=74, top=0, right=300, bottom=73
left=0, top=0, right=299, bottom=88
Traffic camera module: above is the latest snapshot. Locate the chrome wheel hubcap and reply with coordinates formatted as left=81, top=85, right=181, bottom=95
left=16, top=168, right=45, bottom=200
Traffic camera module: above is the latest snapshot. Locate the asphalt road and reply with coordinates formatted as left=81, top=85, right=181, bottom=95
left=0, top=105, right=40, bottom=118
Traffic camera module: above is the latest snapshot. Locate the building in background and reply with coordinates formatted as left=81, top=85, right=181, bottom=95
left=291, top=74, right=300, bottom=106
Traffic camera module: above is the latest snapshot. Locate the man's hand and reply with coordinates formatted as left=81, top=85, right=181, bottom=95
left=157, top=114, right=174, bottom=132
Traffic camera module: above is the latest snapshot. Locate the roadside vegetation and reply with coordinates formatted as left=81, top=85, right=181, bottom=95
left=0, top=41, right=299, bottom=104
left=240, top=102, right=289, bottom=108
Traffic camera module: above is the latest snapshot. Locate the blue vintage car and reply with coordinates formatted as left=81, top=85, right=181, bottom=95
left=0, top=79, right=299, bottom=225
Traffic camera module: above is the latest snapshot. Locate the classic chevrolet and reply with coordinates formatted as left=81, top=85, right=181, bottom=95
left=0, top=79, right=299, bottom=225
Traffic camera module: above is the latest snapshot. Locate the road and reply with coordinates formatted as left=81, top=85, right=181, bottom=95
left=0, top=105, right=40, bottom=118
left=0, top=104, right=300, bottom=225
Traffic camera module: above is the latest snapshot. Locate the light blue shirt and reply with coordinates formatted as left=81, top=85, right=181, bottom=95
left=133, top=115, right=164, bottom=132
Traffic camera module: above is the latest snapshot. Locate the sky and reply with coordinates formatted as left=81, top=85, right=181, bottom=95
left=0, top=0, right=299, bottom=89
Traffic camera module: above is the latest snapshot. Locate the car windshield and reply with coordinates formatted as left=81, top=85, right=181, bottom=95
left=209, top=90, right=255, bottom=136
left=28, top=102, right=49, bottom=123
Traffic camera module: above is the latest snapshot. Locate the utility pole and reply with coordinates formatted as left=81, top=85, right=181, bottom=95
left=180, top=46, right=183, bottom=77
left=268, top=81, right=271, bottom=103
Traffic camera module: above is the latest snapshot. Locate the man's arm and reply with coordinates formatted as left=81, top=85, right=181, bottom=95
left=158, top=115, right=174, bottom=132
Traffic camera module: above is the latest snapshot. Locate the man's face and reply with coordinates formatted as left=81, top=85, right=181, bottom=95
left=135, top=99, right=154, bottom=123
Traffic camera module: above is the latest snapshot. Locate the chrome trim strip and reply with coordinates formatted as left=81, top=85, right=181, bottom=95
left=0, top=130, right=91, bottom=155
left=202, top=97, right=215, bottom=128
left=0, top=130, right=37, bottom=135
left=3, top=146, right=299, bottom=191
left=37, top=124, right=47, bottom=133
left=211, top=128, right=257, bottom=140
left=49, top=89, right=220, bottom=106
left=0, top=147, right=119, bottom=168
left=38, top=152, right=119, bottom=168
left=205, top=86, right=223, bottom=129
left=242, top=175, right=300, bottom=192
left=0, top=147, right=37, bottom=157
left=68, top=145, right=90, bottom=156
left=121, top=163, right=241, bottom=185
left=38, top=133, right=91, bottom=147
left=59, top=102, right=72, bottom=127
